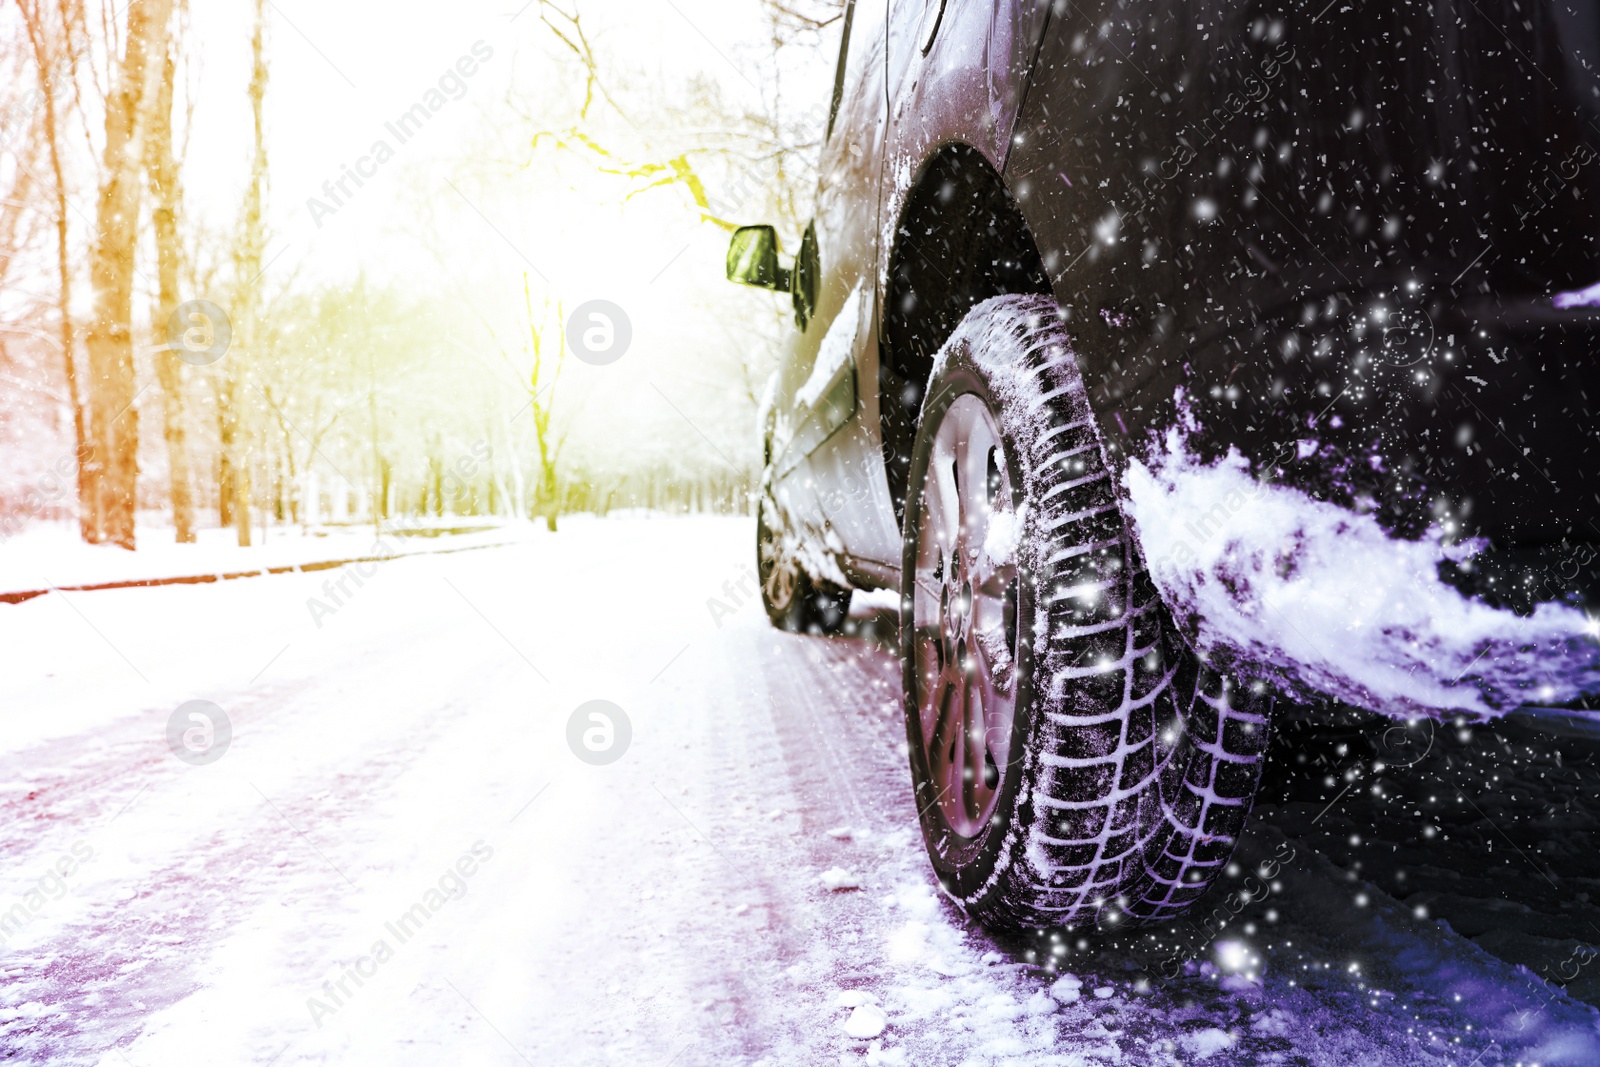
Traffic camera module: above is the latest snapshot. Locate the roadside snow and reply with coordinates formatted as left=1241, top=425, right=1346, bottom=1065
left=0, top=515, right=523, bottom=599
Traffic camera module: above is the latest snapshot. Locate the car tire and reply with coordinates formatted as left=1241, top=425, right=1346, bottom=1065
left=757, top=493, right=851, bottom=635
left=899, top=294, right=1272, bottom=932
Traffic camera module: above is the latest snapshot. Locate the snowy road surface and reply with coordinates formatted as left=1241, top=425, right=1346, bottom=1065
left=1, top=516, right=1598, bottom=1065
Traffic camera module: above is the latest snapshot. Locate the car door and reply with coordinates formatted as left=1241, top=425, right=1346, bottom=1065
left=778, top=2, right=905, bottom=578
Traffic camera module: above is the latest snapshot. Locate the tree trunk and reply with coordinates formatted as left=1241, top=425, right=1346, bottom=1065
left=216, top=379, right=253, bottom=547
left=145, top=39, right=194, bottom=543
left=526, top=287, right=564, bottom=533
left=379, top=457, right=392, bottom=522
left=18, top=4, right=94, bottom=543
left=537, top=454, right=558, bottom=532
left=217, top=392, right=238, bottom=528
left=83, top=0, right=175, bottom=549
left=225, top=0, right=269, bottom=547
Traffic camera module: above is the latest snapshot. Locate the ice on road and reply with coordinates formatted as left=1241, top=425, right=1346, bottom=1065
left=0, top=516, right=1595, bottom=1065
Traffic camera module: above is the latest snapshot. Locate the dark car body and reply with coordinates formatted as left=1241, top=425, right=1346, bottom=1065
left=755, top=0, right=1600, bottom=630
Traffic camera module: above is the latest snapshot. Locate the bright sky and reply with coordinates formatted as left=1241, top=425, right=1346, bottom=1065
left=174, top=0, right=839, bottom=472
left=184, top=0, right=815, bottom=294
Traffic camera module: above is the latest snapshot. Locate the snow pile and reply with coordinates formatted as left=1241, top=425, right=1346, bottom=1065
left=820, top=866, right=861, bottom=891
left=1046, top=974, right=1081, bottom=1004
left=1552, top=280, right=1600, bottom=308
left=838, top=994, right=888, bottom=1039
left=1123, top=416, right=1600, bottom=719
left=1183, top=1027, right=1239, bottom=1059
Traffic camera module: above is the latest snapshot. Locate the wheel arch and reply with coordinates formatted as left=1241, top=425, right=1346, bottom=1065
left=879, top=142, right=1052, bottom=524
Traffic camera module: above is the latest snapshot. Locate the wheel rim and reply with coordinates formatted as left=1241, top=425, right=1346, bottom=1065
left=759, top=502, right=799, bottom=611
left=912, top=393, right=1021, bottom=838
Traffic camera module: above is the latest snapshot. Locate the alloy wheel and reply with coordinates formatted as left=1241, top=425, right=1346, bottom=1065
left=911, top=393, right=1021, bottom=837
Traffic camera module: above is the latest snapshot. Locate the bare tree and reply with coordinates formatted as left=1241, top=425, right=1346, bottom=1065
left=520, top=0, right=843, bottom=234
left=529, top=1, right=627, bottom=123
left=16, top=0, right=92, bottom=540
left=491, top=275, right=567, bottom=531
left=82, top=0, right=174, bottom=547
left=146, top=26, right=195, bottom=542
left=510, top=0, right=841, bottom=509
left=220, top=0, right=268, bottom=546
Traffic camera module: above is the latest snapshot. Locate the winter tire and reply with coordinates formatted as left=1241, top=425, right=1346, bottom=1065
left=757, top=493, right=851, bottom=635
left=899, top=294, right=1272, bottom=932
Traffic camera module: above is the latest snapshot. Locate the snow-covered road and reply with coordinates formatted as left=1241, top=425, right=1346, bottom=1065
left=1, top=516, right=1597, bottom=1065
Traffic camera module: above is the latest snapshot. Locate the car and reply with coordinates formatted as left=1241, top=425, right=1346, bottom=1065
left=725, top=0, right=1600, bottom=934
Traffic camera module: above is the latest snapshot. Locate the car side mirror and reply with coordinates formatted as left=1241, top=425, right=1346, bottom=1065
left=726, top=225, right=791, bottom=292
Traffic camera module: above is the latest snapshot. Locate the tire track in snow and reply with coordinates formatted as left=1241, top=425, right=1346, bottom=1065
left=0, top=579, right=528, bottom=1064
left=1, top=522, right=1597, bottom=1065
left=667, top=596, right=1600, bottom=1064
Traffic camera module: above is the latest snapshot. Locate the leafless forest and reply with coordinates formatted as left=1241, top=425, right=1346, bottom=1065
left=0, top=0, right=845, bottom=548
